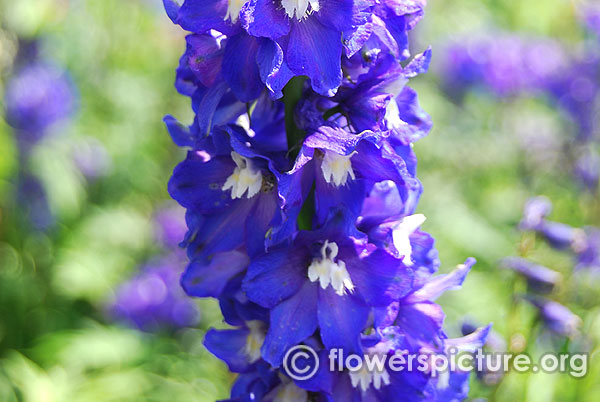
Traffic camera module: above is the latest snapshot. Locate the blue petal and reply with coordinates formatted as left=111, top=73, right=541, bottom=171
left=409, top=230, right=440, bottom=289
left=293, top=351, right=334, bottom=393
left=241, top=0, right=290, bottom=38
left=329, top=372, right=363, bottom=402
left=186, top=199, right=256, bottom=259
left=343, top=21, right=373, bottom=57
left=407, top=258, right=475, bottom=303
left=185, top=34, right=224, bottom=88
left=163, top=115, right=195, bottom=147
left=379, top=367, right=429, bottom=401
left=243, top=247, right=307, bottom=308
left=316, top=0, right=356, bottom=32
left=359, top=181, right=405, bottom=231
left=181, top=251, right=249, bottom=297
left=389, top=85, right=433, bottom=145
left=403, top=47, right=432, bottom=78
left=163, top=0, right=181, bottom=22
left=261, top=281, right=319, bottom=366
left=348, top=249, right=414, bottom=306
left=223, top=33, right=264, bottom=102
left=256, top=39, right=294, bottom=99
left=317, top=287, right=368, bottom=355
left=285, top=17, right=342, bottom=96
left=314, top=169, right=365, bottom=226
left=176, top=0, right=236, bottom=35
left=303, top=125, right=369, bottom=154
left=192, top=79, right=229, bottom=136
left=229, top=370, right=274, bottom=401
left=204, top=328, right=253, bottom=373
left=394, top=301, right=446, bottom=349
left=168, top=152, right=235, bottom=213
left=245, top=192, right=280, bottom=258
left=446, top=324, right=492, bottom=352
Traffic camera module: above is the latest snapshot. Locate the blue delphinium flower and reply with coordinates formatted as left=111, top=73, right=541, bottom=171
left=164, top=0, right=426, bottom=99
left=163, top=1, right=489, bottom=400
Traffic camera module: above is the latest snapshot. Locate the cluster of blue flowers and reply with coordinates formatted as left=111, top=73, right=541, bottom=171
left=163, top=0, right=489, bottom=399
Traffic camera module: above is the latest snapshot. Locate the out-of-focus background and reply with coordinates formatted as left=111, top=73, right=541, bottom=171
left=0, top=0, right=598, bottom=401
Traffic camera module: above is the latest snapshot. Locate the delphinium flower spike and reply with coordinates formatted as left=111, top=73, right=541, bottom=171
left=163, top=0, right=489, bottom=399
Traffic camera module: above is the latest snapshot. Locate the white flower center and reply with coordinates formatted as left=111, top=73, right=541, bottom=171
left=281, top=0, right=319, bottom=20
left=222, top=151, right=263, bottom=199
left=225, top=0, right=248, bottom=22
left=273, top=382, right=308, bottom=402
left=392, top=214, right=426, bottom=266
left=244, top=320, right=265, bottom=363
left=349, top=359, right=391, bottom=392
left=308, top=241, right=354, bottom=296
left=321, top=150, right=356, bottom=187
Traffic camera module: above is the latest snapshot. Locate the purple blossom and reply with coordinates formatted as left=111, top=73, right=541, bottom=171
left=574, top=149, right=600, bottom=192
left=111, top=255, right=201, bottom=331
left=4, top=62, right=76, bottom=144
left=523, top=295, right=581, bottom=338
left=580, top=2, right=600, bottom=39
left=71, top=137, right=111, bottom=181
left=500, top=257, right=561, bottom=294
left=439, top=34, right=568, bottom=99
left=154, top=204, right=189, bottom=249
left=519, top=196, right=553, bottom=232
left=161, top=1, right=488, bottom=399
left=164, top=0, right=426, bottom=98
left=573, top=227, right=600, bottom=272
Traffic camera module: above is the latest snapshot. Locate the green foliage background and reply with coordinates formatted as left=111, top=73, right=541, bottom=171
left=0, top=0, right=598, bottom=401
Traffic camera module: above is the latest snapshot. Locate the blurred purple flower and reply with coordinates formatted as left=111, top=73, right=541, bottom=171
left=4, top=63, right=76, bottom=144
left=574, top=149, right=600, bottom=192
left=519, top=196, right=552, bottom=231
left=154, top=204, right=188, bottom=249
left=523, top=295, right=581, bottom=338
left=573, top=227, right=600, bottom=272
left=16, top=174, right=54, bottom=230
left=71, top=137, right=111, bottom=181
left=580, top=2, right=600, bottom=39
left=110, top=255, right=201, bottom=332
left=440, top=34, right=568, bottom=99
left=500, top=257, right=561, bottom=294
left=545, top=55, right=600, bottom=142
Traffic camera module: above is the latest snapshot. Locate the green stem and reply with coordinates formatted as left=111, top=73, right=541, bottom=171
left=282, top=76, right=306, bottom=158
left=282, top=77, right=314, bottom=230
